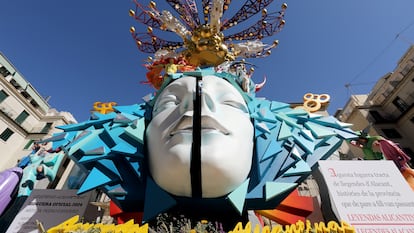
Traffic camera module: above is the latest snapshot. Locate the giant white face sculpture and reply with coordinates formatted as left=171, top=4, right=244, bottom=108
left=146, top=75, right=254, bottom=198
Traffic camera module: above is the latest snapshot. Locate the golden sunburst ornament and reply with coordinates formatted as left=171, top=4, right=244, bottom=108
left=129, top=0, right=287, bottom=69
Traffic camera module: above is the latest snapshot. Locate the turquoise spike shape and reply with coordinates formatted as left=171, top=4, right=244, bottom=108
left=265, top=182, right=297, bottom=201
left=124, top=118, right=145, bottom=144
left=113, top=113, right=134, bottom=124
left=333, top=128, right=359, bottom=140
left=261, top=139, right=282, bottom=162
left=143, top=177, right=177, bottom=222
left=133, top=106, right=146, bottom=117
left=310, top=116, right=343, bottom=129
left=128, top=161, right=141, bottom=178
left=305, top=121, right=337, bottom=138
left=283, top=159, right=311, bottom=177
left=98, top=159, right=121, bottom=178
left=300, top=128, right=315, bottom=141
left=270, top=101, right=290, bottom=111
left=255, top=122, right=271, bottom=134
left=111, top=142, right=137, bottom=155
left=293, top=133, right=314, bottom=154
left=102, top=125, right=126, bottom=145
left=277, top=121, right=292, bottom=140
left=89, top=112, right=117, bottom=121
left=256, top=134, right=272, bottom=160
left=67, top=130, right=102, bottom=156
left=113, top=104, right=141, bottom=115
left=70, top=132, right=106, bottom=156
left=247, top=99, right=260, bottom=114
left=84, top=146, right=109, bottom=155
left=308, top=112, right=324, bottom=119
left=56, top=121, right=92, bottom=131
left=275, top=113, right=301, bottom=129
left=227, top=178, right=250, bottom=215
left=106, top=185, right=128, bottom=196
left=78, top=167, right=113, bottom=194
left=79, top=154, right=111, bottom=163
left=285, top=108, right=308, bottom=116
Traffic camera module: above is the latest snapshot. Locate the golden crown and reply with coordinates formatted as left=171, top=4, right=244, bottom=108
left=129, top=0, right=287, bottom=88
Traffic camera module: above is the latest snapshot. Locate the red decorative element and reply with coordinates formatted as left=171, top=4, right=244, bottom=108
left=255, top=76, right=267, bottom=92
left=109, top=201, right=143, bottom=224
left=255, top=189, right=314, bottom=225
left=143, top=57, right=195, bottom=89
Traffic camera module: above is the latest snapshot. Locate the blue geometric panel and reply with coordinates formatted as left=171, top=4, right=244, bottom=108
left=283, top=159, right=311, bottom=177
left=45, top=69, right=357, bottom=221
left=278, top=121, right=292, bottom=140
left=227, top=179, right=250, bottom=215
left=78, top=167, right=113, bottom=194
left=305, top=121, right=337, bottom=138
left=265, top=182, right=297, bottom=201
left=143, top=177, right=177, bottom=222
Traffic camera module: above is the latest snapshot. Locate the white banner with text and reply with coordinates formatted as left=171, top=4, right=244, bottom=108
left=318, top=160, right=414, bottom=233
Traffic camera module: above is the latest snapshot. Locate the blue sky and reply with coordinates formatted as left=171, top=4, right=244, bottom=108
left=1, top=0, right=414, bottom=121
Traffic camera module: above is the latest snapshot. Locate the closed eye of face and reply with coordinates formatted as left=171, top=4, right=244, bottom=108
left=152, top=81, right=191, bottom=115
left=220, top=94, right=248, bottom=113
left=153, top=94, right=179, bottom=115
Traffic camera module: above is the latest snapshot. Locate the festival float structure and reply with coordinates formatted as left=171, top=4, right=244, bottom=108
left=37, top=0, right=357, bottom=229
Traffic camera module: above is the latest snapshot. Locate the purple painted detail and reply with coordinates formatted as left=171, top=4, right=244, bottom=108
left=0, top=167, right=23, bottom=215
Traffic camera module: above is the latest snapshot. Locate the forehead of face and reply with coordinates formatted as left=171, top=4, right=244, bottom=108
left=152, top=75, right=249, bottom=117
left=151, top=74, right=249, bottom=113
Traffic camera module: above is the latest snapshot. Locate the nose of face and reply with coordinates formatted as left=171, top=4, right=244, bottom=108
left=179, top=91, right=216, bottom=115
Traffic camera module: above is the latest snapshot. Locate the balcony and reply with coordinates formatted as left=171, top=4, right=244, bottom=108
left=0, top=102, right=50, bottom=134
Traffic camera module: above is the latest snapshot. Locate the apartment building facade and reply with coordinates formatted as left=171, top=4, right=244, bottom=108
left=0, top=52, right=77, bottom=171
left=336, top=45, right=414, bottom=162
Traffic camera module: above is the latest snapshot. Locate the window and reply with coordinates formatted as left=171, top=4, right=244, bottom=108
left=369, top=110, right=387, bottom=123
left=0, top=90, right=9, bottom=103
left=400, top=64, right=411, bottom=76
left=30, top=99, right=39, bottom=108
left=381, top=128, right=402, bottom=139
left=24, top=139, right=34, bottom=150
left=0, top=128, right=14, bottom=141
left=392, top=96, right=409, bottom=113
left=15, top=110, right=29, bottom=124
left=0, top=66, right=11, bottom=77
left=40, top=122, right=52, bottom=133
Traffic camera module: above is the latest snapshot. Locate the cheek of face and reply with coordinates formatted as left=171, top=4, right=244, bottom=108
left=146, top=76, right=254, bottom=198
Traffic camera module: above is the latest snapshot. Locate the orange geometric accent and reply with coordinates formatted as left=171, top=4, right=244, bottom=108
left=255, top=189, right=314, bottom=225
